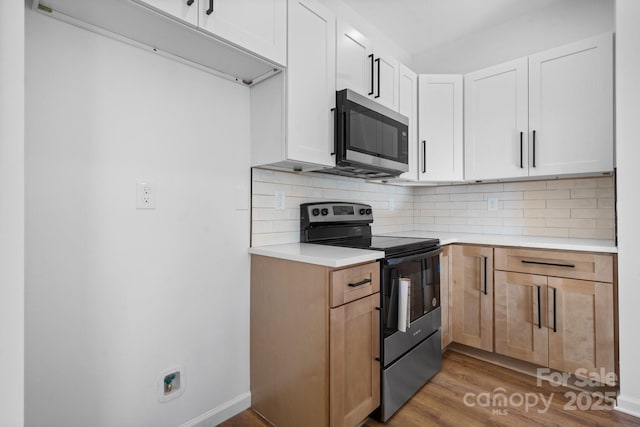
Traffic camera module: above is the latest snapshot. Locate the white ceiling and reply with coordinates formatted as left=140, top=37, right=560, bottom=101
left=340, top=0, right=567, bottom=56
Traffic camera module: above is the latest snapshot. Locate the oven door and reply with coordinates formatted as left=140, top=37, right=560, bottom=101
left=382, top=247, right=442, bottom=365
left=336, top=89, right=409, bottom=173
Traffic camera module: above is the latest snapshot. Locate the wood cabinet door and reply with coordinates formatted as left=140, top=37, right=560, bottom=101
left=330, top=293, right=381, bottom=427
left=528, top=33, right=613, bottom=176
left=547, top=277, right=615, bottom=385
left=134, top=0, right=199, bottom=26
left=336, top=20, right=373, bottom=98
left=464, top=57, right=529, bottom=181
left=452, top=245, right=494, bottom=351
left=494, top=271, right=548, bottom=365
left=398, top=64, right=418, bottom=181
left=418, top=74, right=464, bottom=182
left=440, top=246, right=453, bottom=349
left=286, top=0, right=336, bottom=167
left=198, top=0, right=287, bottom=65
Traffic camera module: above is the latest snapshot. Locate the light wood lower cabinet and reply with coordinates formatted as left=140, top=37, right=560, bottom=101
left=547, top=277, right=615, bottom=382
left=494, top=271, right=548, bottom=366
left=440, top=246, right=453, bottom=349
left=330, top=294, right=380, bottom=427
left=452, top=245, right=494, bottom=352
left=494, top=247, right=616, bottom=386
left=250, top=255, right=381, bottom=427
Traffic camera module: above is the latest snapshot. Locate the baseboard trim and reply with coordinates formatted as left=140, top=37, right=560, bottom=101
left=180, top=391, right=251, bottom=427
left=615, top=395, right=640, bottom=419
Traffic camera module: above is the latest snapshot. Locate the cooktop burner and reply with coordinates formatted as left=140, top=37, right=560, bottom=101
left=314, top=235, right=439, bottom=256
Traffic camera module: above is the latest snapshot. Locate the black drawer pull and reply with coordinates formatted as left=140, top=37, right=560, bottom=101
left=348, top=278, right=372, bottom=288
left=521, top=260, right=575, bottom=269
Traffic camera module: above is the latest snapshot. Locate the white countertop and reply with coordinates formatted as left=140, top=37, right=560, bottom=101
left=249, top=233, right=616, bottom=268
left=248, top=243, right=385, bottom=268
left=379, top=231, right=617, bottom=253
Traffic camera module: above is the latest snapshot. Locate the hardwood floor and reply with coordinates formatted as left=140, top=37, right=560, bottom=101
left=220, top=351, right=640, bottom=427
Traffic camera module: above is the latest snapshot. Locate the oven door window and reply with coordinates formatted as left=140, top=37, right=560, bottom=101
left=383, top=254, right=440, bottom=338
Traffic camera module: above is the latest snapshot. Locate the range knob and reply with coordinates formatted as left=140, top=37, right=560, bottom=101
left=359, top=208, right=366, bottom=215
left=321, top=208, right=329, bottom=216
left=312, top=208, right=320, bottom=216
left=365, top=209, right=372, bottom=215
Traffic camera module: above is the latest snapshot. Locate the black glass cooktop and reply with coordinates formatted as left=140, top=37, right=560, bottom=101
left=315, top=236, right=440, bottom=257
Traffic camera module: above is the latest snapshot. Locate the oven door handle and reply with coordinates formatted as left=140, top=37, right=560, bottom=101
left=384, top=247, right=442, bottom=266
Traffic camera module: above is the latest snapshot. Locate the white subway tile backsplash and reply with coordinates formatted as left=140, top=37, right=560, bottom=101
left=251, top=170, right=615, bottom=245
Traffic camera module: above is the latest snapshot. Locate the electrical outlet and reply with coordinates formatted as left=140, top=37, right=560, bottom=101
left=137, top=181, right=156, bottom=209
left=488, top=197, right=498, bottom=211
left=274, top=191, right=285, bottom=210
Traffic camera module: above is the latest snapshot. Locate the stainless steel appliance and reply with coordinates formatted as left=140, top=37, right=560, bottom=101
left=324, top=89, right=409, bottom=179
left=300, top=202, right=442, bottom=422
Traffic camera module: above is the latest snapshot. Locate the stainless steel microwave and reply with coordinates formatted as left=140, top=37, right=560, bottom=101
left=332, top=89, right=409, bottom=179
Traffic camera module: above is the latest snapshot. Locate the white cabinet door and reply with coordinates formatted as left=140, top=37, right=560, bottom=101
left=375, top=53, right=399, bottom=111
left=133, top=0, right=199, bottom=26
left=528, top=33, right=613, bottom=176
left=398, top=64, right=417, bottom=181
left=286, top=0, right=336, bottom=167
left=418, top=74, right=464, bottom=182
left=465, top=58, right=529, bottom=181
left=336, top=20, right=373, bottom=98
left=199, top=0, right=287, bottom=66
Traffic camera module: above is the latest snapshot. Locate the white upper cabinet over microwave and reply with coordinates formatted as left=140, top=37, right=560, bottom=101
left=336, top=20, right=399, bottom=111
left=134, top=0, right=287, bottom=66
left=465, top=33, right=613, bottom=181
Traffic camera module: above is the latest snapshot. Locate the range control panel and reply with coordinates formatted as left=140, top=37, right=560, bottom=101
left=300, top=202, right=373, bottom=225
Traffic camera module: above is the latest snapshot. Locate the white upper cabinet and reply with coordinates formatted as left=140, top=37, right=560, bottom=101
left=465, top=33, right=613, bottom=181
left=133, top=0, right=287, bottom=66
left=336, top=21, right=399, bottom=112
left=375, top=52, right=399, bottom=111
left=250, top=0, right=336, bottom=170
left=137, top=0, right=199, bottom=26
left=528, top=33, right=613, bottom=176
left=465, top=58, right=529, bottom=181
left=336, top=20, right=373, bottom=98
left=398, top=64, right=418, bottom=181
left=198, top=0, right=287, bottom=66
left=418, top=75, right=464, bottom=182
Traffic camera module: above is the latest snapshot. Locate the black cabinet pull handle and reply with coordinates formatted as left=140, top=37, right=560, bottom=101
left=520, top=131, right=523, bottom=168
left=521, top=260, right=575, bottom=269
left=422, top=140, right=427, bottom=173
left=368, top=54, right=374, bottom=95
left=536, top=285, right=541, bottom=329
left=206, top=0, right=214, bottom=15
left=482, top=256, right=488, bottom=295
left=186, top=0, right=194, bottom=5
left=348, top=278, right=372, bottom=288
left=532, top=129, right=536, bottom=168
left=552, top=287, right=557, bottom=333
left=375, top=57, right=381, bottom=98
left=374, top=357, right=380, bottom=362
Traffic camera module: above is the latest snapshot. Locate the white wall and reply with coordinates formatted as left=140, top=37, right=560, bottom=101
left=0, top=2, right=25, bottom=427
left=25, top=10, right=251, bottom=427
left=615, top=0, right=640, bottom=417
left=413, top=0, right=614, bottom=74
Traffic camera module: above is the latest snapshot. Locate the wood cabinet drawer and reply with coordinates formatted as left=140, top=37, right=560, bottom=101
left=494, top=248, right=613, bottom=283
left=330, top=262, right=380, bottom=308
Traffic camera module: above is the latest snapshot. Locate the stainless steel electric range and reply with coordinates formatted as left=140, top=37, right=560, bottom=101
left=300, top=201, right=443, bottom=422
